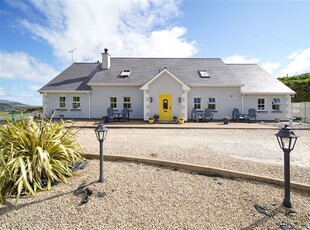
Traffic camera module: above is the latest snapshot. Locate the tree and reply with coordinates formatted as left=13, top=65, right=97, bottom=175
left=278, top=73, right=310, bottom=102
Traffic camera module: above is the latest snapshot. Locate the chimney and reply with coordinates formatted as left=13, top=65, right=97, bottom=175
left=102, top=48, right=110, bottom=70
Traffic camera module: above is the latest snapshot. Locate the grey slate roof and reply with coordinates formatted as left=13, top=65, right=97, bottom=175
left=39, top=58, right=294, bottom=95
left=87, top=58, right=243, bottom=86
left=39, top=63, right=100, bottom=92
left=228, top=64, right=295, bottom=94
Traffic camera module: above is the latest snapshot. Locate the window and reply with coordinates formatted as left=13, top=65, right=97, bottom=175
left=258, top=98, right=265, bottom=111
left=120, top=70, right=131, bottom=77
left=272, top=98, right=282, bottom=111
left=193, top=97, right=202, bottom=110
left=198, top=70, right=210, bottom=78
left=110, top=97, right=117, bottom=108
left=208, top=98, right=217, bottom=111
left=72, top=96, right=80, bottom=109
left=123, top=97, right=131, bottom=109
left=59, top=96, right=66, bottom=108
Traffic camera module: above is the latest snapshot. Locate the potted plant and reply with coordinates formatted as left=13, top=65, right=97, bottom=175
left=149, top=117, right=154, bottom=124
left=173, top=115, right=178, bottom=124
left=154, top=114, right=159, bottom=122
left=102, top=115, right=110, bottom=123
left=223, top=116, right=230, bottom=124
left=178, top=117, right=184, bottom=124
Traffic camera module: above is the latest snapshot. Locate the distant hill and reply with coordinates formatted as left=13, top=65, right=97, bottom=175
left=0, top=99, right=41, bottom=112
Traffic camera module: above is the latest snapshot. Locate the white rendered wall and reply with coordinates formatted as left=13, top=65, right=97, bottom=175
left=147, top=72, right=184, bottom=119
left=243, top=95, right=290, bottom=121
left=188, top=87, right=241, bottom=120
left=90, top=86, right=143, bottom=119
left=43, top=93, right=90, bottom=118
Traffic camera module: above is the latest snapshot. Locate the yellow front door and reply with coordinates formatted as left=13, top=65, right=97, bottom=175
left=159, top=94, right=172, bottom=121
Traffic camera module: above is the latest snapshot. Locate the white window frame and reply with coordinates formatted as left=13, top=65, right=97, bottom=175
left=272, top=98, right=282, bottom=111
left=208, top=97, right=217, bottom=111
left=257, top=98, right=265, bottom=111
left=123, top=96, right=132, bottom=109
left=193, top=97, right=202, bottom=110
left=110, top=97, right=117, bottom=109
left=59, top=96, right=66, bottom=109
left=72, top=96, right=80, bottom=109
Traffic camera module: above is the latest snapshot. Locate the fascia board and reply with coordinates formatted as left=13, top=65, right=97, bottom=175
left=190, top=84, right=243, bottom=88
left=241, top=91, right=296, bottom=95
left=38, top=90, right=91, bottom=94
left=140, top=68, right=190, bottom=91
left=88, top=83, right=141, bottom=87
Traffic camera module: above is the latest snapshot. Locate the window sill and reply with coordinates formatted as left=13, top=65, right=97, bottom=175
left=257, top=110, right=268, bottom=113
left=271, top=111, right=283, bottom=113
left=70, top=109, right=81, bottom=111
left=56, top=109, right=67, bottom=111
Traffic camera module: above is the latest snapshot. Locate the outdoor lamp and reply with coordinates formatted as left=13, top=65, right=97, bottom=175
left=275, top=125, right=297, bottom=151
left=94, top=124, right=108, bottom=183
left=275, top=125, right=298, bottom=208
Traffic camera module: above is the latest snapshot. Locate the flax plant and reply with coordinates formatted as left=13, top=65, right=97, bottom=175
left=0, top=114, right=84, bottom=204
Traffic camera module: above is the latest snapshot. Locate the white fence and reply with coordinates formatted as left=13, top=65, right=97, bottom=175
left=292, top=101, right=310, bottom=123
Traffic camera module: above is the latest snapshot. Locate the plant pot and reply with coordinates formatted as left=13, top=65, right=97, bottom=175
left=223, top=120, right=229, bottom=124
left=103, top=117, right=110, bottom=123
left=178, top=119, right=184, bottom=124
left=173, top=119, right=178, bottom=124
left=149, top=118, right=154, bottom=124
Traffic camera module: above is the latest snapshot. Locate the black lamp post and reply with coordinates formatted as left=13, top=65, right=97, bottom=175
left=275, top=125, right=298, bottom=208
left=94, top=124, right=108, bottom=183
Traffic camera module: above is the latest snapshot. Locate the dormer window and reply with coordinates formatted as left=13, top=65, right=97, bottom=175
left=120, top=69, right=131, bottom=77
left=198, top=70, right=210, bottom=78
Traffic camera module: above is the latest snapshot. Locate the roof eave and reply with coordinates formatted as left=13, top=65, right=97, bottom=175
left=38, top=90, right=91, bottom=94
left=88, top=83, right=141, bottom=87
left=190, top=84, right=243, bottom=88
left=241, top=91, right=296, bottom=95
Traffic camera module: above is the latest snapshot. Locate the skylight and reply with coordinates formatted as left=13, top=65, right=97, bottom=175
left=198, top=70, right=210, bottom=78
left=120, top=70, right=131, bottom=77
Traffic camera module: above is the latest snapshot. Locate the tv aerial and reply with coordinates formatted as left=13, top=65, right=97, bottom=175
left=68, top=48, right=77, bottom=63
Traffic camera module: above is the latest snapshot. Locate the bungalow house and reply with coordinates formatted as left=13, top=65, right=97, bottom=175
left=39, top=49, right=295, bottom=121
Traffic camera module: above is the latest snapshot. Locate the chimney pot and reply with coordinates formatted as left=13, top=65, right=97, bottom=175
left=104, top=48, right=108, bottom=53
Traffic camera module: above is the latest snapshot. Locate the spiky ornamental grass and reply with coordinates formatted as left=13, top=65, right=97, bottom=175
left=0, top=115, right=84, bottom=204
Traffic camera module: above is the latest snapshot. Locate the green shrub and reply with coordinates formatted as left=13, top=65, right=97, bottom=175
left=0, top=114, right=84, bottom=204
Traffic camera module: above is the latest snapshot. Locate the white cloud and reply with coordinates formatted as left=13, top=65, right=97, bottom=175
left=0, top=86, right=5, bottom=97
left=29, top=85, right=41, bottom=92
left=223, top=55, right=260, bottom=64
left=19, top=0, right=196, bottom=63
left=261, top=62, right=279, bottom=74
left=279, top=48, right=310, bottom=76
left=0, top=51, right=59, bottom=84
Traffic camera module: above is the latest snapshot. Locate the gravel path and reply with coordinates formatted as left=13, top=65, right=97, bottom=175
left=1, top=128, right=310, bottom=229
left=1, top=161, right=309, bottom=229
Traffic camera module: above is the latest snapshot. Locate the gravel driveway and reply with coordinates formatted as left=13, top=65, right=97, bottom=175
left=1, top=127, right=309, bottom=229
left=77, top=128, right=310, bottom=184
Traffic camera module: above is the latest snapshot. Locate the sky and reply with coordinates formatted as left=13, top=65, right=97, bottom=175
left=0, top=0, right=310, bottom=106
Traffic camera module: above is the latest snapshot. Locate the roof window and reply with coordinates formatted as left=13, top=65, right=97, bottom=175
left=198, top=70, right=210, bottom=78
left=120, top=69, right=131, bottom=78
left=272, top=98, right=282, bottom=105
